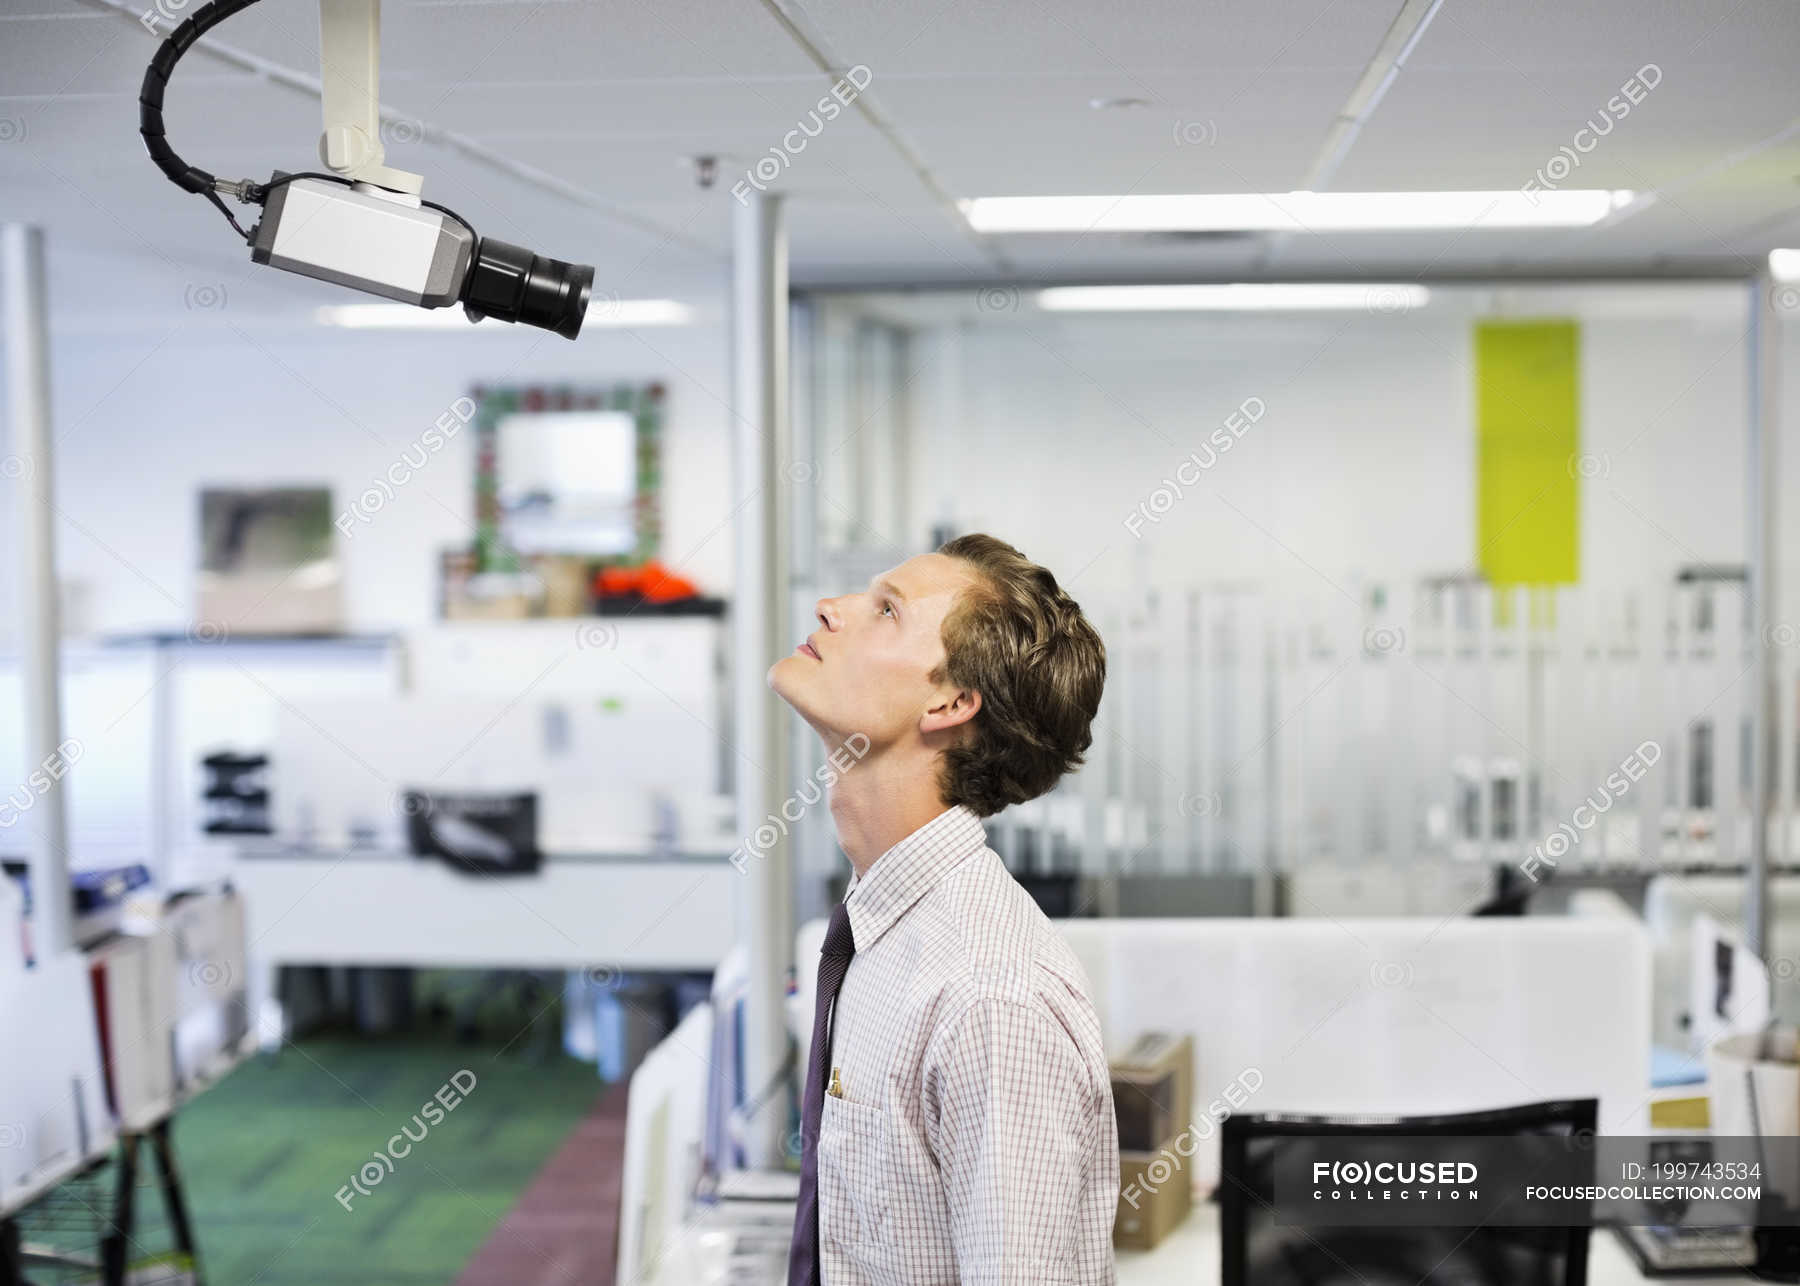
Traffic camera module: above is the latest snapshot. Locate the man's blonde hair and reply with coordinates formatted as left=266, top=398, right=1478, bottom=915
left=930, top=533, right=1106, bottom=818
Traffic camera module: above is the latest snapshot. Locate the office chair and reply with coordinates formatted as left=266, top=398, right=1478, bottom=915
left=1220, top=1098, right=1598, bottom=1286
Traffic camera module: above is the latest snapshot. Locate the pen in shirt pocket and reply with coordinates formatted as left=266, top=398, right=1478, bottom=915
left=829, top=1066, right=845, bottom=1098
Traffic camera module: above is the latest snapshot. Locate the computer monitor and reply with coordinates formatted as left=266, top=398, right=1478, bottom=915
left=1220, top=1098, right=1598, bottom=1286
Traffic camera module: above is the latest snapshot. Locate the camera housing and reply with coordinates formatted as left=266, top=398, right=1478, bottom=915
left=250, top=174, right=473, bottom=307
left=249, top=173, right=593, bottom=338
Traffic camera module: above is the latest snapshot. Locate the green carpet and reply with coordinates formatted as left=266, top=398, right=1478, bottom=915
left=20, top=1036, right=607, bottom=1285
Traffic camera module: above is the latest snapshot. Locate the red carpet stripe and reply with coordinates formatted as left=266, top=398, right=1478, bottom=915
left=455, top=1081, right=630, bottom=1286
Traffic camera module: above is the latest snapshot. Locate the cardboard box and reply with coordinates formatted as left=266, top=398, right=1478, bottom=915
left=1114, top=1149, right=1193, bottom=1251
left=530, top=554, right=592, bottom=617
left=1111, top=1032, right=1195, bottom=1251
left=1111, top=1031, right=1193, bottom=1151
left=1113, top=1064, right=1175, bottom=1154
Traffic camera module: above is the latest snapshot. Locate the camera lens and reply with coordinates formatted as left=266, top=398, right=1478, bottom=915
left=459, top=237, right=594, bottom=339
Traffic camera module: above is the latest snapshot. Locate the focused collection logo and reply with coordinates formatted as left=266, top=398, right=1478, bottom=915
left=1309, top=1159, right=1481, bottom=1203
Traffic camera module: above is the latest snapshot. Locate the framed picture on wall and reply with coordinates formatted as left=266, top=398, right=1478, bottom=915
left=468, top=383, right=666, bottom=572
left=197, top=485, right=343, bottom=635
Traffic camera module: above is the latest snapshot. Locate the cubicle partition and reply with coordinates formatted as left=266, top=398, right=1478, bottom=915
left=616, top=1001, right=717, bottom=1286
left=0, top=954, right=114, bottom=1216
left=1, top=888, right=250, bottom=1225
left=794, top=914, right=1651, bottom=1189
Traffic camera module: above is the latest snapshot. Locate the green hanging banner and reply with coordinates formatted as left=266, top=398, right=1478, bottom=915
left=1474, top=320, right=1581, bottom=587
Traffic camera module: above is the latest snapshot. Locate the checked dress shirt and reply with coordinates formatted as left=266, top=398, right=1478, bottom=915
left=797, top=802, right=1119, bottom=1286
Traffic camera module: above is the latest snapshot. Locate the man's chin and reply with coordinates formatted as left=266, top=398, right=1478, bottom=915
left=766, top=664, right=842, bottom=737
left=767, top=654, right=812, bottom=704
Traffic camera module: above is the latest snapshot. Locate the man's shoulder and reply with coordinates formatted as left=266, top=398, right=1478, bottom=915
left=914, top=847, right=1104, bottom=1050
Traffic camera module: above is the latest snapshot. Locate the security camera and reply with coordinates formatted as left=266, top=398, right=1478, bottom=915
left=248, top=172, right=593, bottom=339
left=140, top=0, right=595, bottom=340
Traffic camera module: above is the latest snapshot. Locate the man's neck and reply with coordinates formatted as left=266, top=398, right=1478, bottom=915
left=825, top=749, right=954, bottom=878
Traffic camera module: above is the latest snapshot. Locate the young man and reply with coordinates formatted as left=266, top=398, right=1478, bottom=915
left=768, top=532, right=1118, bottom=1286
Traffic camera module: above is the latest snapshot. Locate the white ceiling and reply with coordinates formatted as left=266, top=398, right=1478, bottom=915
left=2, top=0, right=1798, bottom=327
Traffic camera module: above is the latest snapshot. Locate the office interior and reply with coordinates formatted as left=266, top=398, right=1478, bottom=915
left=3, top=0, right=1800, bottom=1282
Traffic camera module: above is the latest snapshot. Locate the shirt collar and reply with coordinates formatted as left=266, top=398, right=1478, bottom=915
left=842, top=803, right=987, bottom=953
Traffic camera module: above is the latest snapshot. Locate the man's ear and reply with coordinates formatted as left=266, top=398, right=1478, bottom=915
left=921, top=687, right=980, bottom=736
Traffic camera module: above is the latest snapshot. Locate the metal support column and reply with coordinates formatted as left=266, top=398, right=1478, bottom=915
left=788, top=297, right=830, bottom=931
left=731, top=193, right=795, bottom=1170
left=3, top=223, right=75, bottom=960
left=1747, top=271, right=1783, bottom=959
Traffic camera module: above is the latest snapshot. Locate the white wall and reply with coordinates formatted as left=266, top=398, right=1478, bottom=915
left=0, top=314, right=734, bottom=641
left=6, top=281, right=1799, bottom=642
left=899, top=285, right=1799, bottom=607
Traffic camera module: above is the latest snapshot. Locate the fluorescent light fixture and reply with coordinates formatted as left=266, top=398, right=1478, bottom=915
left=962, top=190, right=1633, bottom=233
left=1770, top=249, right=1800, bottom=282
left=1037, top=283, right=1430, bottom=312
left=315, top=300, right=692, bottom=329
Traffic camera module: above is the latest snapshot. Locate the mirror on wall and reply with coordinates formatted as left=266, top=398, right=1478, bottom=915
left=495, top=408, right=639, bottom=557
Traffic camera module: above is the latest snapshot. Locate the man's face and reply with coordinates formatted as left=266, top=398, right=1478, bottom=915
left=768, top=552, right=978, bottom=747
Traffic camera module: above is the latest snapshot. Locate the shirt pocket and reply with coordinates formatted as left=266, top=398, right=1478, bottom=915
left=817, top=1091, right=891, bottom=1251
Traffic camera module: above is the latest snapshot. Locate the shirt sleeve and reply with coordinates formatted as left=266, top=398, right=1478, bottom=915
left=924, top=996, right=1118, bottom=1285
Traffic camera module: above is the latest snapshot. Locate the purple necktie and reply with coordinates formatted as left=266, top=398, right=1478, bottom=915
left=788, top=900, right=856, bottom=1286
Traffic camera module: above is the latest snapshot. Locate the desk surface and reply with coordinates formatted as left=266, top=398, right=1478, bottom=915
left=1117, top=1202, right=1747, bottom=1284
left=637, top=1188, right=1751, bottom=1285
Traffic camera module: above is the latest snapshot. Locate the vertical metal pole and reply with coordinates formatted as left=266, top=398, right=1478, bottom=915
left=788, top=296, right=830, bottom=931
left=850, top=319, right=874, bottom=542
left=1747, top=272, right=1782, bottom=959
left=891, top=327, right=915, bottom=553
left=4, top=224, right=75, bottom=961
left=731, top=193, right=794, bottom=1170
left=1256, top=600, right=1278, bottom=916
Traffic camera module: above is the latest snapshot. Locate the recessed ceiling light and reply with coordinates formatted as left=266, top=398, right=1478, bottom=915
left=961, top=190, right=1633, bottom=232
left=1770, top=249, right=1800, bottom=282
left=1037, top=283, right=1430, bottom=312
left=1089, top=96, right=1152, bottom=110
left=315, top=300, right=692, bottom=329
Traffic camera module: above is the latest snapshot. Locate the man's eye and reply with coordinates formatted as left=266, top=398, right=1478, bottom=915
left=881, top=601, right=895, bottom=617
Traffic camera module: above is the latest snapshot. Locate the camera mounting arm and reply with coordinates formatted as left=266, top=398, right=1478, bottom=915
left=140, top=0, right=595, bottom=338
left=317, top=0, right=422, bottom=195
